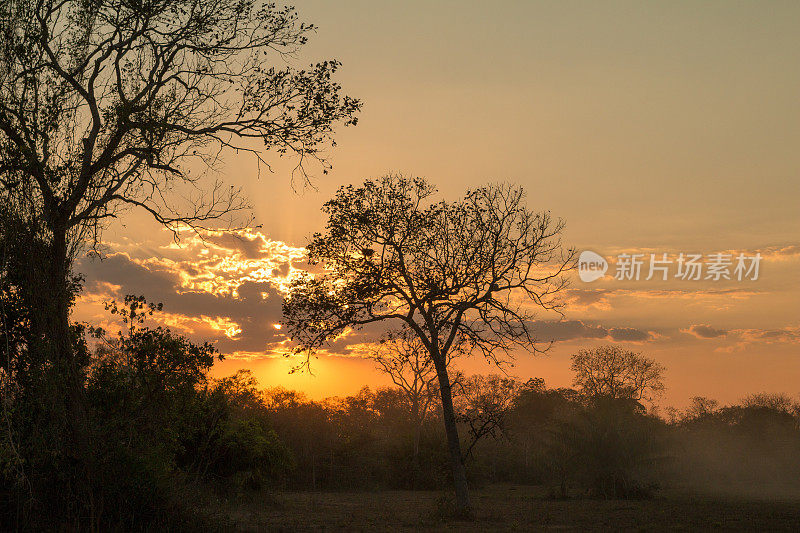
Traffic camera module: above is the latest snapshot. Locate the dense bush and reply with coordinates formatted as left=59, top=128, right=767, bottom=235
left=0, top=297, right=294, bottom=529
left=669, top=394, right=800, bottom=494
left=2, top=291, right=799, bottom=528
left=546, top=398, right=665, bottom=498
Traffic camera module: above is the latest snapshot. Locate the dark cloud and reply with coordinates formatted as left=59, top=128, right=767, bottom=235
left=566, top=288, right=612, bottom=308
left=528, top=320, right=653, bottom=343
left=77, top=252, right=288, bottom=355
left=78, top=253, right=177, bottom=296
left=738, top=328, right=800, bottom=342
left=271, top=262, right=291, bottom=278
left=202, top=232, right=267, bottom=259
left=684, top=324, right=727, bottom=339
left=76, top=234, right=660, bottom=362
left=608, top=327, right=651, bottom=342
left=529, top=320, right=608, bottom=342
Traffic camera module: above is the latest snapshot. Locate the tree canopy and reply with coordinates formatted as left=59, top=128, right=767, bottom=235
left=283, top=174, right=575, bottom=514
left=570, top=345, right=665, bottom=403
left=283, top=175, right=575, bottom=368
left=0, top=0, right=360, bottom=251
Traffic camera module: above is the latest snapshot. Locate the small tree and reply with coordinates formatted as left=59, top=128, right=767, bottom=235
left=455, top=374, right=521, bottom=462
left=283, top=175, right=574, bottom=513
left=570, top=345, right=665, bottom=404
left=370, top=327, right=443, bottom=481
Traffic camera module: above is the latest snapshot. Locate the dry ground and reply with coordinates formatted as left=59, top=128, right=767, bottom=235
left=213, top=484, right=800, bottom=532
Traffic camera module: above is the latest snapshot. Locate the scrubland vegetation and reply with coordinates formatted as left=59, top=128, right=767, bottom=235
left=3, top=296, right=799, bottom=529
left=1, top=0, right=798, bottom=529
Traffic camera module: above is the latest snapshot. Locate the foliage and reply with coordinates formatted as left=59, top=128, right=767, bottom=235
left=284, top=175, right=574, bottom=366
left=571, top=345, right=665, bottom=403
left=671, top=392, right=800, bottom=493
left=283, top=174, right=575, bottom=513
left=0, top=0, right=361, bottom=245
left=0, top=296, right=293, bottom=529
left=455, top=374, right=521, bottom=462
left=0, top=2, right=358, bottom=525
left=547, top=397, right=665, bottom=499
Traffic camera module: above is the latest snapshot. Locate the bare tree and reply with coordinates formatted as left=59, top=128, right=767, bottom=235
left=371, top=329, right=438, bottom=428
left=369, top=327, right=443, bottom=479
left=570, top=345, right=665, bottom=404
left=455, top=374, right=521, bottom=462
left=282, top=175, right=574, bottom=514
left=0, top=0, right=358, bottom=513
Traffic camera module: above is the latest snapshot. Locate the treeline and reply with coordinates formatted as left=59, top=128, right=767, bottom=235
left=0, top=295, right=288, bottom=528
left=1, top=296, right=799, bottom=527
left=258, top=376, right=800, bottom=499
left=3, top=299, right=800, bottom=530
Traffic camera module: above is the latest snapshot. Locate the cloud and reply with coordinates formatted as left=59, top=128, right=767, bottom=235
left=683, top=324, right=728, bottom=339
left=78, top=230, right=795, bottom=362
left=608, top=327, right=652, bottom=342
left=528, top=320, right=608, bottom=341
left=565, top=288, right=613, bottom=311
left=734, top=326, right=800, bottom=343
left=711, top=325, right=800, bottom=353
left=564, top=286, right=760, bottom=314
left=528, top=320, right=654, bottom=343
left=75, top=229, right=307, bottom=358
left=751, top=244, right=800, bottom=261
left=597, top=244, right=800, bottom=263
left=626, top=288, right=760, bottom=301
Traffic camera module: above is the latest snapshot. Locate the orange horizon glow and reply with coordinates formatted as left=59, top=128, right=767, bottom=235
left=74, top=1, right=799, bottom=411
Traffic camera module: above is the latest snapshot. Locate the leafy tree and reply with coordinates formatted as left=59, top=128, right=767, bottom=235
left=189, top=371, right=293, bottom=491
left=84, top=300, right=294, bottom=525
left=283, top=175, right=574, bottom=514
left=741, top=393, right=798, bottom=414
left=673, top=395, right=800, bottom=494
left=262, top=386, right=332, bottom=490
left=571, top=345, right=665, bottom=404
left=549, top=397, right=665, bottom=499
left=0, top=0, right=358, bottom=517
left=682, top=396, right=719, bottom=422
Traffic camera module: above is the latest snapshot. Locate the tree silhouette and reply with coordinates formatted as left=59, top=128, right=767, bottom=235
left=570, top=345, right=665, bottom=404
left=455, top=374, right=521, bottom=462
left=0, top=0, right=359, bottom=504
left=283, top=175, right=574, bottom=514
left=370, top=327, right=444, bottom=483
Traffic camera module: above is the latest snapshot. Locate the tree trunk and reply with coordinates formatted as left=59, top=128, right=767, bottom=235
left=411, top=397, right=421, bottom=488
left=433, top=359, right=471, bottom=515
left=32, top=227, right=96, bottom=519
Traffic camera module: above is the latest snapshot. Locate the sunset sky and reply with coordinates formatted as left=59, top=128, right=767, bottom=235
left=74, top=1, right=799, bottom=409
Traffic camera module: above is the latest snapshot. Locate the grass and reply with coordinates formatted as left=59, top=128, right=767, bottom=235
left=214, top=484, right=800, bottom=531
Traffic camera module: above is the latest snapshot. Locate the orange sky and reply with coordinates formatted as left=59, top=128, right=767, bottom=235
left=75, top=1, right=799, bottom=409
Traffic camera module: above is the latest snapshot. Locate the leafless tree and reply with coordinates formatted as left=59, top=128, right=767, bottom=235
left=369, top=327, right=449, bottom=478
left=283, top=175, right=574, bottom=514
left=371, top=329, right=438, bottom=429
left=455, top=374, right=521, bottom=462
left=570, top=345, right=665, bottom=404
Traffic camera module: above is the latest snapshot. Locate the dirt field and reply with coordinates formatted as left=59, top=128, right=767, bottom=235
left=219, top=484, right=800, bottom=531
